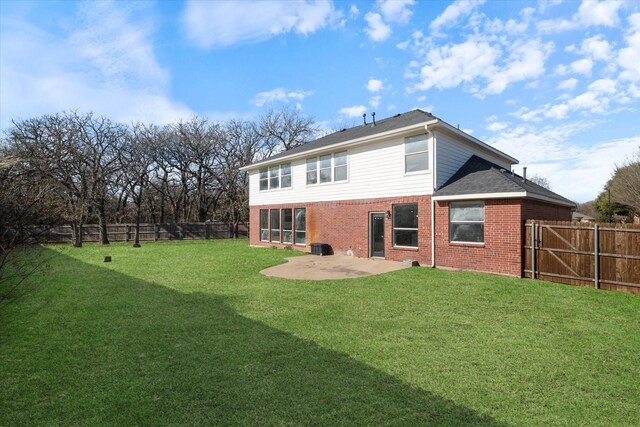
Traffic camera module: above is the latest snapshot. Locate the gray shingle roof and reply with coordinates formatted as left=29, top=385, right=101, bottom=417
left=434, top=155, right=575, bottom=206
left=259, top=109, right=435, bottom=164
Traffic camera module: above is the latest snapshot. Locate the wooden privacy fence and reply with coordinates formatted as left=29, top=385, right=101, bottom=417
left=32, top=222, right=248, bottom=244
left=524, top=220, right=640, bottom=295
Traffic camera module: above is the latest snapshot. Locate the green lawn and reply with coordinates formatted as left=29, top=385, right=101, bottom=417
left=1, top=240, right=639, bottom=426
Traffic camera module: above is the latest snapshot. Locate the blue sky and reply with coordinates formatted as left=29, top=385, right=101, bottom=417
left=1, top=0, right=639, bottom=202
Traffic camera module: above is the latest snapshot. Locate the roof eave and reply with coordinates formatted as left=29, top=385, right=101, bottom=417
left=426, top=120, right=519, bottom=165
left=240, top=119, right=438, bottom=171
left=432, top=191, right=576, bottom=207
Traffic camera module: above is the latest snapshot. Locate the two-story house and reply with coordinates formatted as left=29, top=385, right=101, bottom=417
left=240, top=109, right=574, bottom=277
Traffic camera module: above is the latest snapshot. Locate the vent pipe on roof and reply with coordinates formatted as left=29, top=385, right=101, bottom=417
left=362, top=113, right=367, bottom=126
left=372, top=112, right=376, bottom=126
left=523, top=167, right=527, bottom=183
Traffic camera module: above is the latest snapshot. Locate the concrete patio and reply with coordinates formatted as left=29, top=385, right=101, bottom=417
left=260, top=254, right=409, bottom=280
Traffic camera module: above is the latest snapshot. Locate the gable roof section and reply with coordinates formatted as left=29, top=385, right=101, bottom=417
left=241, top=109, right=517, bottom=170
left=433, top=155, right=575, bottom=207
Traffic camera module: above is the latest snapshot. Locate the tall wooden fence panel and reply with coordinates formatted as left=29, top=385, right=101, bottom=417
left=32, top=222, right=248, bottom=244
left=524, top=220, right=640, bottom=295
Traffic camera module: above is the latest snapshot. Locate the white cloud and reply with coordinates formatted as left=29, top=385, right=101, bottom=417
left=557, top=78, right=578, bottom=91
left=0, top=3, right=192, bottom=129
left=338, top=105, right=367, bottom=117
left=487, top=121, right=508, bottom=131
left=576, top=0, right=623, bottom=28
left=580, top=35, right=613, bottom=61
left=504, top=134, right=640, bottom=202
left=411, top=38, right=501, bottom=91
left=364, top=12, right=392, bottom=41
left=366, top=78, right=384, bottom=92
left=483, top=39, right=552, bottom=95
left=182, top=0, right=342, bottom=48
left=617, top=13, right=640, bottom=82
left=538, top=0, right=624, bottom=33
left=250, top=88, right=313, bottom=107
left=379, top=0, right=415, bottom=24
left=349, top=4, right=359, bottom=18
left=430, top=0, right=485, bottom=35
left=369, top=95, right=382, bottom=108
left=570, top=58, right=593, bottom=76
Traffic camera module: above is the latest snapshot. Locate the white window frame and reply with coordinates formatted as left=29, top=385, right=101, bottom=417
left=404, top=134, right=429, bottom=174
left=393, top=203, right=419, bottom=248
left=259, top=163, right=291, bottom=191
left=449, top=201, right=485, bottom=244
left=306, top=151, right=348, bottom=186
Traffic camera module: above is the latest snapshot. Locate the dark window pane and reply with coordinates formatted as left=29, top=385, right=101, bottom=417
left=405, top=152, right=428, bottom=172
left=450, top=202, right=484, bottom=221
left=394, top=204, right=418, bottom=228
left=319, top=154, right=331, bottom=169
left=306, top=158, right=317, bottom=171
left=320, top=168, right=331, bottom=183
left=334, top=151, right=347, bottom=166
left=335, top=165, right=347, bottom=181
left=405, top=135, right=428, bottom=153
left=260, top=230, right=269, bottom=241
left=306, top=171, right=317, bottom=185
left=294, top=208, right=306, bottom=231
left=260, top=210, right=268, bottom=228
left=282, top=230, right=292, bottom=243
left=394, top=230, right=418, bottom=247
left=259, top=168, right=268, bottom=179
left=282, top=209, right=292, bottom=229
left=260, top=179, right=268, bottom=190
left=295, top=231, right=306, bottom=245
left=270, top=209, right=280, bottom=242
left=281, top=175, right=291, bottom=188
left=450, top=223, right=484, bottom=243
left=280, top=163, right=291, bottom=175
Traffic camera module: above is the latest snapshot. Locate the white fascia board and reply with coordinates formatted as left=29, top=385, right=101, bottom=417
left=239, top=120, right=437, bottom=171
left=426, top=120, right=519, bottom=165
left=432, top=191, right=576, bottom=207
left=432, top=192, right=527, bottom=201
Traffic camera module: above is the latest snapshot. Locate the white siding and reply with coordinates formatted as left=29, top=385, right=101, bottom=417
left=435, top=131, right=513, bottom=188
left=249, top=135, right=434, bottom=206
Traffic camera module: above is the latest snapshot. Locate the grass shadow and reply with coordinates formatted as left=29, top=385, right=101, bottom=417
left=1, top=247, right=506, bottom=426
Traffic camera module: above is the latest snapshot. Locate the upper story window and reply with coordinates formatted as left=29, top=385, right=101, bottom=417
left=259, top=163, right=291, bottom=191
left=450, top=201, right=484, bottom=243
left=306, top=151, right=348, bottom=185
left=405, top=134, right=428, bottom=173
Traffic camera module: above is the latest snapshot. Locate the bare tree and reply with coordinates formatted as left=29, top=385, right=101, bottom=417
left=528, top=174, right=552, bottom=190
left=258, top=107, right=319, bottom=152
left=119, top=123, right=155, bottom=247
left=74, top=112, right=126, bottom=245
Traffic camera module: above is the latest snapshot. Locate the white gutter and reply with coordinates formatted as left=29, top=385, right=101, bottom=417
left=432, top=191, right=576, bottom=207
left=240, top=119, right=439, bottom=171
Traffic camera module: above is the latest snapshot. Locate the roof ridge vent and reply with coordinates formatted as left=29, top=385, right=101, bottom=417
left=362, top=113, right=367, bottom=126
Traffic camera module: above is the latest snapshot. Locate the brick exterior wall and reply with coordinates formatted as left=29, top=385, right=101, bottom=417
left=521, top=199, right=572, bottom=221
left=250, top=196, right=433, bottom=265
left=250, top=196, right=572, bottom=277
left=434, top=199, right=523, bottom=276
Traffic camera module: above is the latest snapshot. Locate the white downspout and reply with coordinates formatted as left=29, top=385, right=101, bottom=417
left=427, top=126, right=437, bottom=268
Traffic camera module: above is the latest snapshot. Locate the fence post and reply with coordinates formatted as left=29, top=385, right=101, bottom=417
left=126, top=225, right=130, bottom=242
left=594, top=224, right=600, bottom=289
left=155, top=224, right=159, bottom=241
left=205, top=222, right=209, bottom=240
left=531, top=222, right=536, bottom=279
